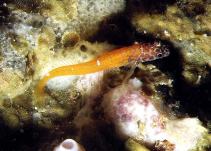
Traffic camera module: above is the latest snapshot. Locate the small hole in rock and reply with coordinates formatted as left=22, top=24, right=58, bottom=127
left=80, top=45, right=87, bottom=52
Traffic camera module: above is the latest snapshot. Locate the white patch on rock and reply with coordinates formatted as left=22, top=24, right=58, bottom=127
left=47, top=76, right=78, bottom=91
left=102, top=81, right=207, bottom=151
left=128, top=77, right=143, bottom=89
left=54, top=139, right=84, bottom=151
left=102, top=83, right=167, bottom=142
left=165, top=118, right=207, bottom=151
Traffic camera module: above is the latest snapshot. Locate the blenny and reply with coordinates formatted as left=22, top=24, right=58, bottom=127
left=35, top=42, right=169, bottom=97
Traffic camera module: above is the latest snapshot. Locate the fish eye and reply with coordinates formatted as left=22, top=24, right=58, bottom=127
left=157, top=53, right=163, bottom=58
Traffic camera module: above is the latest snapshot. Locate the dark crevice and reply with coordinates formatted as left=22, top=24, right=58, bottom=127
left=0, top=1, right=10, bottom=26
left=90, top=13, right=136, bottom=46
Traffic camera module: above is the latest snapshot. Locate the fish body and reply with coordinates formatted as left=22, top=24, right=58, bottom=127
left=35, top=42, right=169, bottom=96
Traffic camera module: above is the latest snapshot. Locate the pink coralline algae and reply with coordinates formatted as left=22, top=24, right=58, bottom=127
left=102, top=80, right=167, bottom=143
left=102, top=78, right=207, bottom=151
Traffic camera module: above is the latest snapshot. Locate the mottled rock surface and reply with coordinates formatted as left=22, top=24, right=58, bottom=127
left=131, top=0, right=211, bottom=85
left=0, top=0, right=125, bottom=128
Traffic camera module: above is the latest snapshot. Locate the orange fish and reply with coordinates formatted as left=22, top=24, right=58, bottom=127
left=35, top=42, right=169, bottom=97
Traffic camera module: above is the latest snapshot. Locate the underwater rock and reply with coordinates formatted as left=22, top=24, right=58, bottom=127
left=0, top=37, right=115, bottom=128
left=125, top=139, right=150, bottom=151
left=102, top=78, right=209, bottom=151
left=39, top=42, right=114, bottom=127
left=0, top=0, right=126, bottom=128
left=131, top=0, right=211, bottom=85
left=9, top=0, right=126, bottom=38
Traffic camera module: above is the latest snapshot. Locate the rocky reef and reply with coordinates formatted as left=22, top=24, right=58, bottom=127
left=0, top=0, right=124, bottom=128
left=131, top=0, right=211, bottom=85
left=0, top=0, right=210, bottom=151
